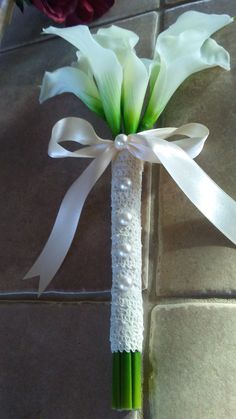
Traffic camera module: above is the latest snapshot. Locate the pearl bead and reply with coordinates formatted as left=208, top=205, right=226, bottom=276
left=114, top=134, right=128, bottom=150
left=120, top=177, right=132, bottom=191
left=118, top=275, right=133, bottom=291
left=118, top=211, right=132, bottom=226
left=118, top=243, right=132, bottom=257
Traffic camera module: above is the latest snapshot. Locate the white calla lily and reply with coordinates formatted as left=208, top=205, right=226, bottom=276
left=40, top=67, right=104, bottom=117
left=43, top=25, right=123, bottom=135
left=141, top=11, right=233, bottom=130
left=95, top=25, right=150, bottom=134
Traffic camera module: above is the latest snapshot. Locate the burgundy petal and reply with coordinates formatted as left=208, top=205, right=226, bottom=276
left=31, top=0, right=78, bottom=23
left=31, top=0, right=115, bottom=25
left=65, top=0, right=115, bottom=26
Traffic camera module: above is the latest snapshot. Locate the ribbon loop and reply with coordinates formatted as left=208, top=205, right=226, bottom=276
left=49, top=117, right=112, bottom=159
left=24, top=117, right=236, bottom=293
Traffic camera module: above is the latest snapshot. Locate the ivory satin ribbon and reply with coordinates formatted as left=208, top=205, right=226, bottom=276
left=24, top=117, right=236, bottom=293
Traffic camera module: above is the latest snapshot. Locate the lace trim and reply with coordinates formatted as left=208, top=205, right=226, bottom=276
left=110, top=150, right=143, bottom=352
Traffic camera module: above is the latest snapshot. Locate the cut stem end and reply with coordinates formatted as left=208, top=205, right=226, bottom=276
left=112, top=351, right=142, bottom=411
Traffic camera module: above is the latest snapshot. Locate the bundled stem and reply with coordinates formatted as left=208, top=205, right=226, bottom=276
left=112, top=351, right=142, bottom=410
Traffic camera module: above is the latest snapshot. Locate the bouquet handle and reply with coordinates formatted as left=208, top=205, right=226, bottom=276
left=111, top=150, right=143, bottom=409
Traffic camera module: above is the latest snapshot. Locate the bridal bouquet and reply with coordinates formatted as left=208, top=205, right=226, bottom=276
left=24, top=11, right=236, bottom=410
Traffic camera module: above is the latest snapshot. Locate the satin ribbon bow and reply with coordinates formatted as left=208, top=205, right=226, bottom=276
left=24, top=117, right=236, bottom=293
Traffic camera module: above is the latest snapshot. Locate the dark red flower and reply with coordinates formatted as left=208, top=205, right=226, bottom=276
left=31, top=0, right=115, bottom=25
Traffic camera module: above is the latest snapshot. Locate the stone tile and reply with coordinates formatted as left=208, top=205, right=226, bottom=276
left=1, top=0, right=159, bottom=50
left=94, top=0, right=160, bottom=27
left=0, top=12, right=158, bottom=297
left=1, top=3, right=53, bottom=50
left=156, top=1, right=236, bottom=296
left=149, top=301, right=236, bottom=419
left=0, top=302, right=136, bottom=418
left=164, top=0, right=236, bottom=26
left=0, top=0, right=14, bottom=41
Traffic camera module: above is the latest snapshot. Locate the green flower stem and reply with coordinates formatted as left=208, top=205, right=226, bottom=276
left=112, top=352, right=120, bottom=409
left=120, top=351, right=132, bottom=409
left=132, top=351, right=142, bottom=409
left=112, top=351, right=142, bottom=410
left=139, top=117, right=158, bottom=133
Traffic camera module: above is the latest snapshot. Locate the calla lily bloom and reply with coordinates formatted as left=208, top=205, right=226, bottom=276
left=94, top=25, right=150, bottom=134
left=40, top=11, right=233, bottom=135
left=141, top=11, right=233, bottom=129
left=41, top=25, right=123, bottom=135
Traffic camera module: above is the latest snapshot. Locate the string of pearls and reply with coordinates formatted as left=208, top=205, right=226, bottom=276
left=110, top=135, right=143, bottom=352
left=113, top=134, right=136, bottom=293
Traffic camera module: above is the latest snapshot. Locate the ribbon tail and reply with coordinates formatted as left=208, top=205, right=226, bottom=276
left=24, top=146, right=116, bottom=294
left=151, top=140, right=236, bottom=245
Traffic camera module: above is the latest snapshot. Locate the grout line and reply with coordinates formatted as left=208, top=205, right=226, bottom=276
left=0, top=292, right=235, bottom=303
left=0, top=290, right=112, bottom=302
left=153, top=301, right=236, bottom=309
left=0, top=33, right=55, bottom=54
left=163, top=0, right=202, bottom=9
left=156, top=292, right=236, bottom=299
left=0, top=298, right=111, bottom=305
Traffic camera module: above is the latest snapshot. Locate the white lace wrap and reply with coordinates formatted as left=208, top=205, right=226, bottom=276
left=110, top=150, right=143, bottom=353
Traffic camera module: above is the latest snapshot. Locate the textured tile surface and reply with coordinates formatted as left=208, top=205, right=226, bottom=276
left=0, top=302, right=136, bottom=418
left=94, top=0, right=160, bottom=26
left=1, top=4, right=52, bottom=50
left=149, top=301, right=236, bottom=419
left=1, top=0, right=159, bottom=50
left=156, top=2, right=236, bottom=296
left=0, top=12, right=158, bottom=296
left=164, top=0, right=236, bottom=26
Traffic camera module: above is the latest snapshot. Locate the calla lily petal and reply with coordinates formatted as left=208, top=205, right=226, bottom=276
left=122, top=51, right=149, bottom=133
left=162, top=10, right=232, bottom=39
left=141, top=58, right=160, bottom=94
left=43, top=25, right=122, bottom=135
left=94, top=25, right=139, bottom=50
left=74, top=52, right=93, bottom=77
left=141, top=11, right=233, bottom=130
left=201, top=38, right=230, bottom=70
left=40, top=67, right=104, bottom=117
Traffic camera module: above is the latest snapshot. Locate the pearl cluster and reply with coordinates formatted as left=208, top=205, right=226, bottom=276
left=117, top=175, right=134, bottom=292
